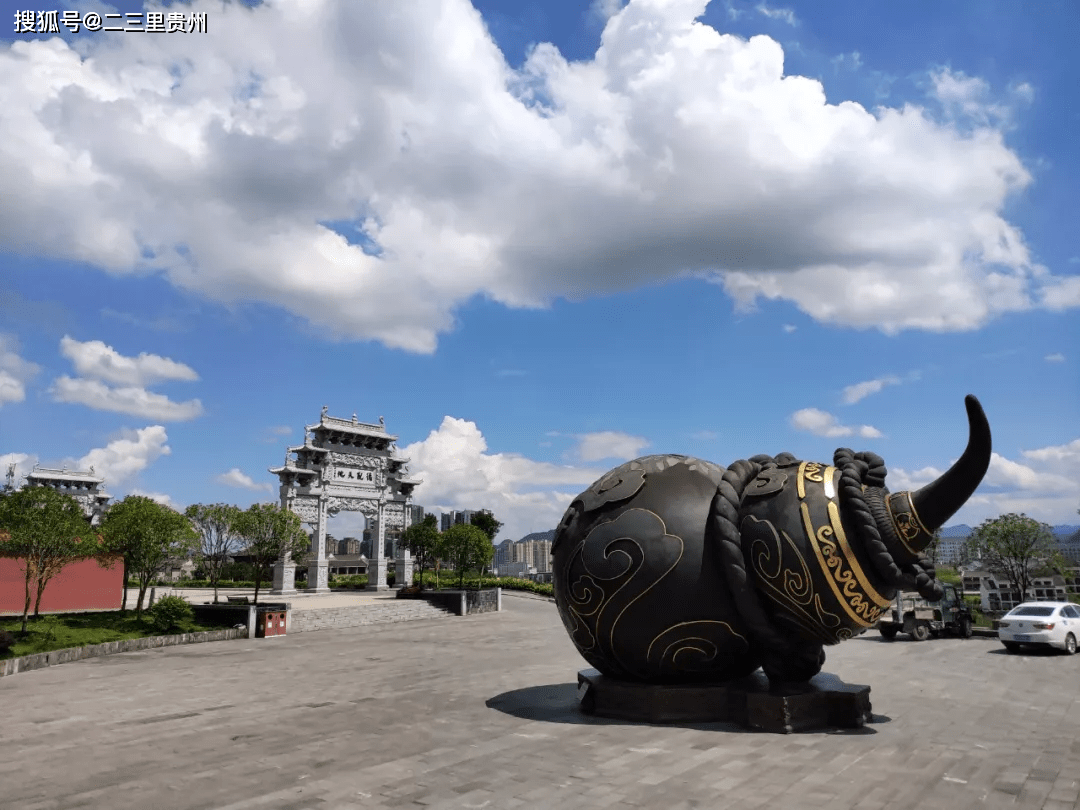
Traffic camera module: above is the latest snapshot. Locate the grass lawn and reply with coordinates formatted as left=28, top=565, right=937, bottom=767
left=0, top=611, right=237, bottom=660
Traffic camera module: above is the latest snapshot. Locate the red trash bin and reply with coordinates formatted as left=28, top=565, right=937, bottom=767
left=256, top=609, right=287, bottom=637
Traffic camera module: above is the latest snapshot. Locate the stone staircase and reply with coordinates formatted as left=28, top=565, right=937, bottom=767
left=287, top=600, right=455, bottom=633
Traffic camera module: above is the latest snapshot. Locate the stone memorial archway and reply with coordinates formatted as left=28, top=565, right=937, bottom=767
left=268, top=408, right=420, bottom=594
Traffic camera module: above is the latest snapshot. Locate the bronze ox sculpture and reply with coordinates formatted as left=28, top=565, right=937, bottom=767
left=552, top=395, right=991, bottom=688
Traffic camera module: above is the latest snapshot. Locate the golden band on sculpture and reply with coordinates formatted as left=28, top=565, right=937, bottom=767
left=885, top=490, right=933, bottom=557
left=797, top=463, right=890, bottom=627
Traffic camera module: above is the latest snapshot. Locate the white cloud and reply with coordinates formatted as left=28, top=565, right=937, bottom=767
left=929, top=68, right=1035, bottom=130
left=789, top=408, right=882, bottom=439
left=0, top=370, right=26, bottom=406
left=129, top=489, right=176, bottom=508
left=404, top=416, right=606, bottom=540
left=0, top=1, right=1072, bottom=352
left=0, top=334, right=41, bottom=406
left=755, top=3, right=797, bottom=25
left=216, top=468, right=273, bottom=493
left=1022, top=438, right=1080, bottom=477
left=1040, top=276, right=1080, bottom=311
left=59, top=335, right=198, bottom=386
left=831, top=51, right=862, bottom=72
left=1044, top=353, right=1065, bottom=363
left=50, top=336, right=203, bottom=420
left=886, top=464, right=944, bottom=492
left=573, top=430, right=650, bottom=462
left=51, top=376, right=204, bottom=421
left=589, top=0, right=626, bottom=23
left=930, top=69, right=1006, bottom=126
left=984, top=452, right=1075, bottom=494
left=782, top=323, right=797, bottom=333
left=841, top=375, right=902, bottom=405
left=75, top=425, right=171, bottom=485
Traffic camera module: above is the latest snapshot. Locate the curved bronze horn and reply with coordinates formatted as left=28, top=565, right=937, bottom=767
left=873, top=395, right=992, bottom=559
left=908, top=394, right=992, bottom=533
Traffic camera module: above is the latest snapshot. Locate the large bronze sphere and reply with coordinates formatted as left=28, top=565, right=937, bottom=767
left=552, top=455, right=760, bottom=683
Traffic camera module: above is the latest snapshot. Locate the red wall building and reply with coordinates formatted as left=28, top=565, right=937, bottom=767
left=0, top=555, right=124, bottom=614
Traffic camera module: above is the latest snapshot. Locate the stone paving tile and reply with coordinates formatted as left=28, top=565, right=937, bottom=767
left=3, top=601, right=1080, bottom=809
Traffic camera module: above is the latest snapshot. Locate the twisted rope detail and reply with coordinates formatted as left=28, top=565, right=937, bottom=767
left=710, top=454, right=828, bottom=683
left=833, top=449, right=943, bottom=601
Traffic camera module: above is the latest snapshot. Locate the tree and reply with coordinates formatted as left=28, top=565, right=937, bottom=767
left=102, top=496, right=198, bottom=617
left=469, top=509, right=502, bottom=576
left=0, top=486, right=108, bottom=634
left=470, top=509, right=502, bottom=542
left=185, top=503, right=244, bottom=604
left=400, top=513, right=440, bottom=589
left=965, top=513, right=1066, bottom=605
left=232, top=503, right=308, bottom=604
left=441, top=523, right=495, bottom=589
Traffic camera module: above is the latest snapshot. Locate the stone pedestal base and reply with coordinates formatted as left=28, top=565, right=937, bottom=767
left=395, top=553, right=414, bottom=588
left=366, top=556, right=390, bottom=591
left=269, top=560, right=298, bottom=596
left=576, top=669, right=872, bottom=734
left=304, top=560, right=330, bottom=594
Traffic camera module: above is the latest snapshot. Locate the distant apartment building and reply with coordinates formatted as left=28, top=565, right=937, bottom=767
left=499, top=561, right=534, bottom=578
left=338, top=537, right=361, bottom=556
left=494, top=539, right=514, bottom=570
left=493, top=531, right=555, bottom=575
left=518, top=530, right=555, bottom=573
left=939, top=527, right=1080, bottom=568
left=935, top=535, right=968, bottom=566
left=519, top=539, right=552, bottom=573
left=962, top=568, right=1080, bottom=613
left=439, top=509, right=478, bottom=531
left=1058, top=533, right=1080, bottom=564
left=410, top=505, right=427, bottom=527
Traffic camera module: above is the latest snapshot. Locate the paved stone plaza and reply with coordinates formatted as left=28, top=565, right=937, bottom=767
left=3, top=595, right=1078, bottom=810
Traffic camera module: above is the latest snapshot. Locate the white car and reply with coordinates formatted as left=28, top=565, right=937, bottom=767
left=997, top=602, right=1080, bottom=654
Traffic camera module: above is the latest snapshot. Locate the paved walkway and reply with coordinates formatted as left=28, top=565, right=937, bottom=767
left=3, top=598, right=1078, bottom=810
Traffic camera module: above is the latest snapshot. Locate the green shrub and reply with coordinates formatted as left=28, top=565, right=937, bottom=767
left=148, top=596, right=194, bottom=634
left=413, top=571, right=553, bottom=597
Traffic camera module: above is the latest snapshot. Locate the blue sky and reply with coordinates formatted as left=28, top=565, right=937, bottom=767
left=1, top=0, right=1077, bottom=543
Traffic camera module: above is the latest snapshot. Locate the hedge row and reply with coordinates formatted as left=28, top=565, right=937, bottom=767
left=132, top=572, right=554, bottom=597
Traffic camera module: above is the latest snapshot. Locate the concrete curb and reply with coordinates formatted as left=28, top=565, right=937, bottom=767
left=0, top=627, right=247, bottom=678
left=500, top=589, right=555, bottom=603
